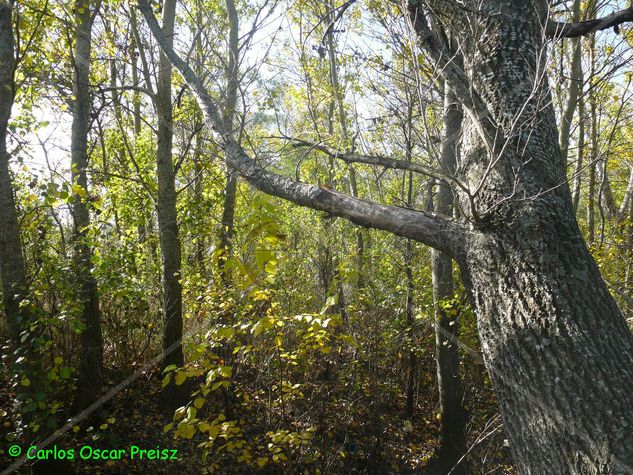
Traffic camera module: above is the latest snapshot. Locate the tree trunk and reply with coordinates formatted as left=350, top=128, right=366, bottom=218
left=572, top=94, right=585, bottom=214
left=156, top=0, right=184, bottom=375
left=0, top=0, right=27, bottom=345
left=218, top=0, right=240, bottom=283
left=558, top=0, right=582, bottom=168
left=423, top=2, right=633, bottom=472
left=70, top=0, right=103, bottom=406
left=404, top=236, right=416, bottom=419
left=430, top=81, right=466, bottom=474
left=325, top=3, right=365, bottom=284
left=586, top=6, right=598, bottom=244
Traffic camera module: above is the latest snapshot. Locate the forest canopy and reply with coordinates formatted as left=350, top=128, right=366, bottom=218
left=1, top=0, right=633, bottom=473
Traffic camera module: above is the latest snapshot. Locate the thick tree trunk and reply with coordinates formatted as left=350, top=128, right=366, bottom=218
left=431, top=82, right=466, bottom=474
left=156, top=0, right=184, bottom=374
left=70, top=0, right=103, bottom=406
left=0, top=0, right=27, bottom=344
left=431, top=2, right=633, bottom=472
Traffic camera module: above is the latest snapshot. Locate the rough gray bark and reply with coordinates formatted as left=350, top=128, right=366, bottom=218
left=413, top=1, right=633, bottom=472
left=155, top=0, right=184, bottom=373
left=141, top=1, right=633, bottom=470
left=218, top=0, right=239, bottom=283
left=70, top=0, right=103, bottom=405
left=430, top=81, right=466, bottom=475
left=0, top=0, right=28, bottom=344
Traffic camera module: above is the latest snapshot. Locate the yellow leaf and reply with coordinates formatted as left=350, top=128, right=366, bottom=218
left=71, top=184, right=87, bottom=198
left=175, top=372, right=187, bottom=386
left=176, top=421, right=196, bottom=439
left=208, top=425, right=219, bottom=439
left=21, top=378, right=30, bottom=387
left=194, top=398, right=205, bottom=409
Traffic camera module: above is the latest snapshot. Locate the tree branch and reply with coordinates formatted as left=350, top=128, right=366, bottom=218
left=407, top=2, right=502, bottom=157
left=285, top=137, right=447, bottom=181
left=547, top=7, right=633, bottom=38
left=137, top=0, right=468, bottom=258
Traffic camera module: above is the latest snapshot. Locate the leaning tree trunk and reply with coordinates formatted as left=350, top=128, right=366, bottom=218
left=418, top=1, right=633, bottom=472
left=70, top=0, right=103, bottom=406
left=156, top=0, right=184, bottom=376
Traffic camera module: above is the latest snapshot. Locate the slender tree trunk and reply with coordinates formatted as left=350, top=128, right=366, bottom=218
left=586, top=6, right=598, bottom=245
left=587, top=95, right=597, bottom=244
left=404, top=235, right=416, bottom=418
left=156, top=0, right=184, bottom=375
left=325, top=4, right=364, bottom=283
left=70, top=0, right=103, bottom=405
left=431, top=81, right=466, bottom=475
left=0, top=1, right=43, bottom=440
left=402, top=96, right=416, bottom=418
left=0, top=0, right=27, bottom=345
left=598, top=156, right=616, bottom=220
left=572, top=94, right=585, bottom=214
left=218, top=0, right=240, bottom=284
left=558, top=0, right=582, bottom=168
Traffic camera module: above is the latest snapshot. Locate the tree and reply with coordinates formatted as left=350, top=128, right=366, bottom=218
left=0, top=1, right=27, bottom=346
left=217, top=0, right=240, bottom=283
left=70, top=0, right=103, bottom=407
left=141, top=0, right=633, bottom=471
left=430, top=77, right=466, bottom=474
left=155, top=0, right=185, bottom=380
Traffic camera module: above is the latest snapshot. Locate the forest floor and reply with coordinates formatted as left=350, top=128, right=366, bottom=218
left=0, top=359, right=515, bottom=474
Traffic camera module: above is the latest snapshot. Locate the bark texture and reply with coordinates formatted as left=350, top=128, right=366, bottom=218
left=70, top=0, right=103, bottom=405
left=156, top=0, right=184, bottom=372
left=418, top=1, right=633, bottom=472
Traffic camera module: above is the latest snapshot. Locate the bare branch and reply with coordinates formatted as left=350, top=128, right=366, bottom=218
left=547, top=7, right=633, bottom=39
left=407, top=3, right=502, bottom=157
left=284, top=136, right=448, bottom=181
